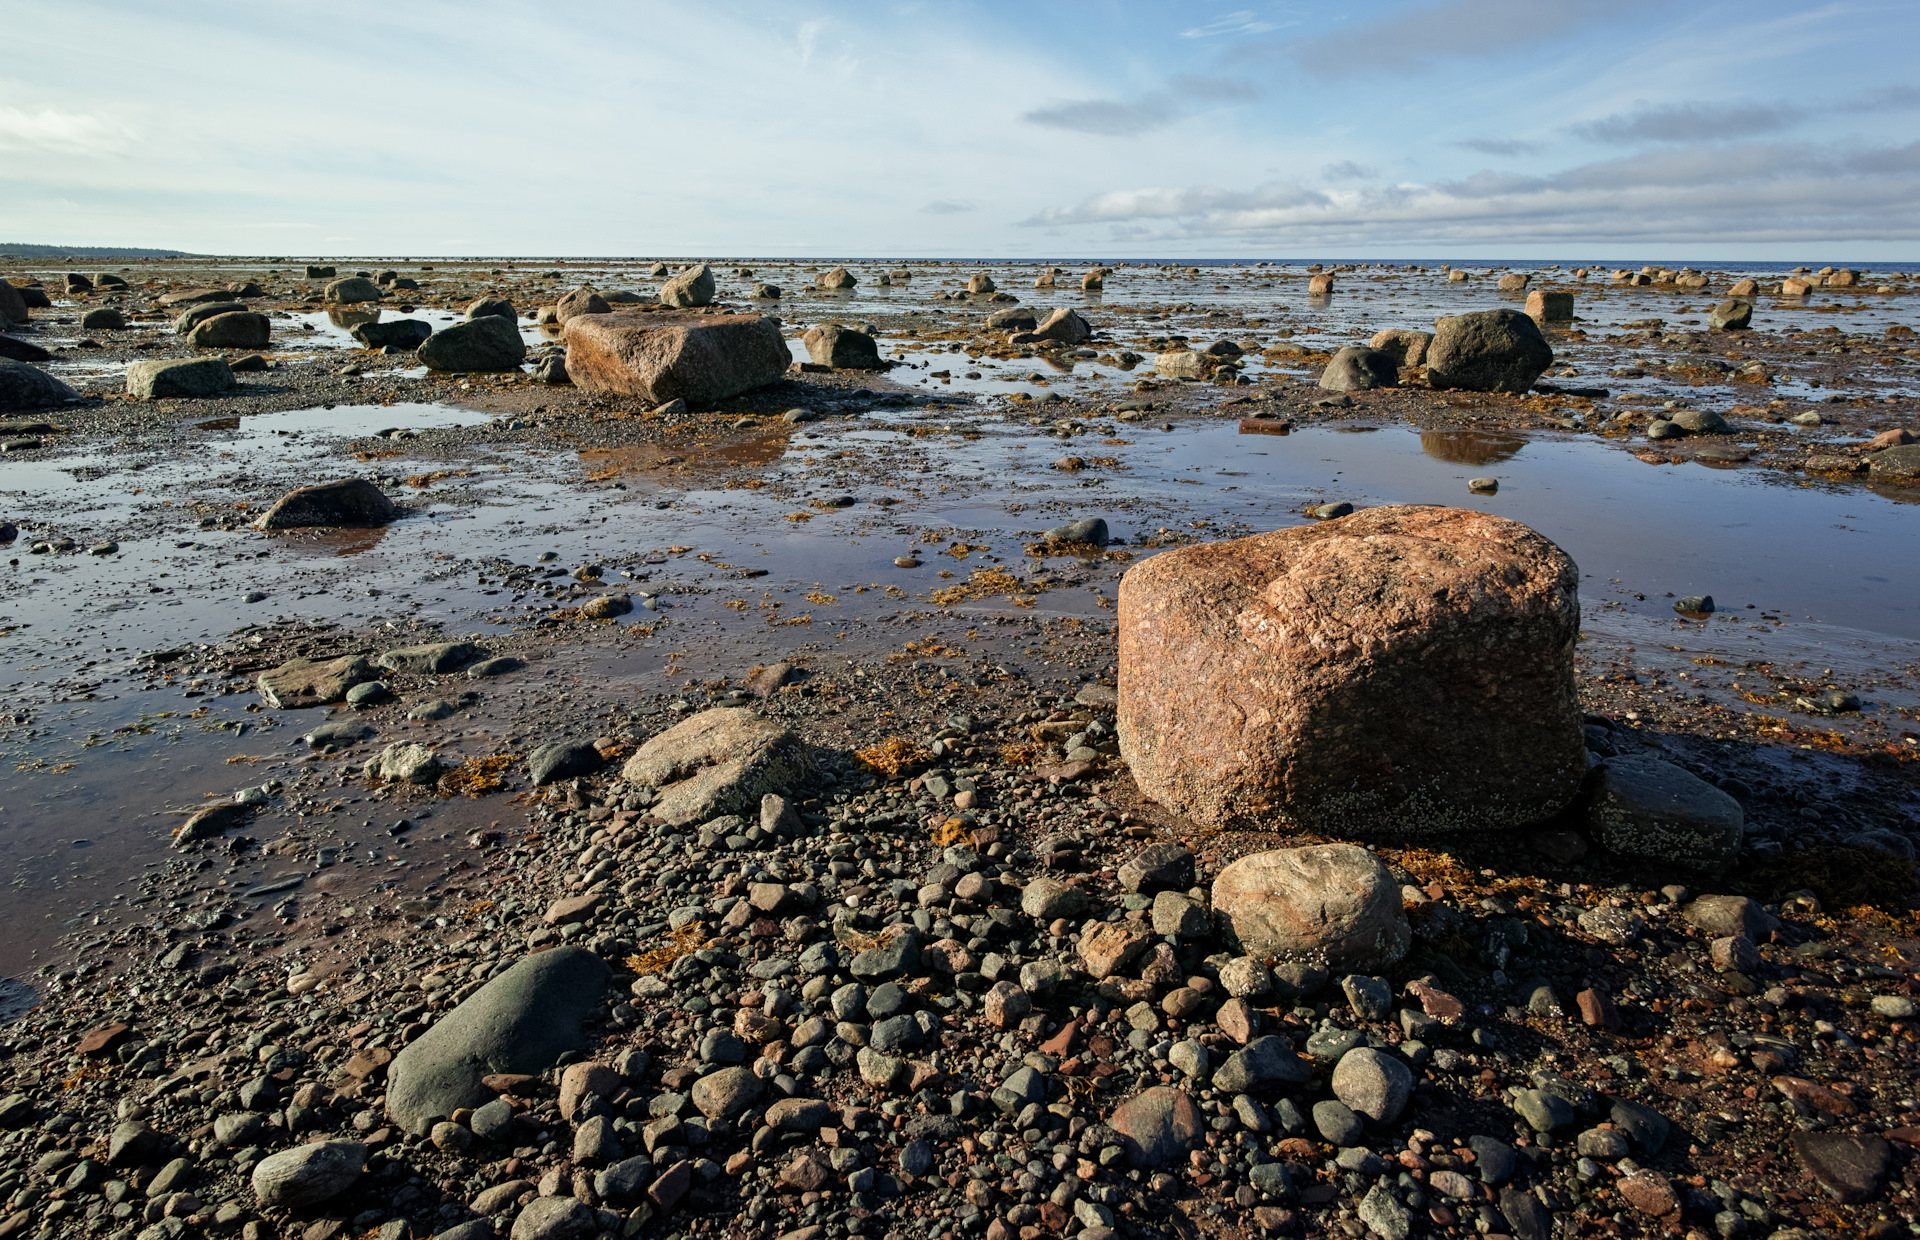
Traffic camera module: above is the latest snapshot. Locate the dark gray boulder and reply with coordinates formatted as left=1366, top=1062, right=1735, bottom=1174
left=1109, top=1086, right=1204, bottom=1169
left=0, top=359, right=79, bottom=412
left=1587, top=755, right=1744, bottom=872
left=188, top=312, right=270, bottom=349
left=1318, top=346, right=1399, bottom=391
left=1117, top=843, right=1192, bottom=894
left=386, top=947, right=610, bottom=1133
left=466, top=297, right=516, bottom=322
left=0, top=336, right=53, bottom=363
left=352, top=319, right=434, bottom=351
left=1708, top=299, right=1752, bottom=330
left=1426, top=309, right=1554, bottom=393
left=173, top=302, right=249, bottom=334
left=418, top=315, right=526, bottom=372
left=256, top=478, right=398, bottom=530
left=528, top=741, right=603, bottom=786
left=1214, top=1036, right=1310, bottom=1092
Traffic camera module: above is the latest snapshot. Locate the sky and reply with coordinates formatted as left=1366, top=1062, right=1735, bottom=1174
left=4, top=0, right=1919, bottom=260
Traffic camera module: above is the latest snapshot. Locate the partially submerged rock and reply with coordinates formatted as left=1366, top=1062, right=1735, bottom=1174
left=803, top=323, right=883, bottom=369
left=255, top=478, right=398, bottom=530
left=621, top=708, right=811, bottom=825
left=562, top=311, right=786, bottom=408
left=417, top=315, right=526, bottom=373
left=324, top=276, right=383, bottom=304
left=257, top=653, right=376, bottom=708
left=0, top=359, right=79, bottom=412
left=386, top=947, right=610, bottom=1133
left=1116, top=505, right=1585, bottom=836
left=352, top=319, right=433, bottom=351
left=377, top=641, right=486, bottom=675
left=174, top=802, right=256, bottom=849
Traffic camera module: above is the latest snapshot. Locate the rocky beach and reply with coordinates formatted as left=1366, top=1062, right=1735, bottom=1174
left=0, top=252, right=1917, bottom=1240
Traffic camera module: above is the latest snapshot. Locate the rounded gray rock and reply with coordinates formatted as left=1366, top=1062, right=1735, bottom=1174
left=1318, top=346, right=1399, bottom=392
left=1330, top=1047, right=1413, bottom=1124
left=386, top=947, right=609, bottom=1134
left=250, top=1140, right=365, bottom=1208
left=1312, top=1099, right=1364, bottom=1146
left=510, top=1196, right=596, bottom=1240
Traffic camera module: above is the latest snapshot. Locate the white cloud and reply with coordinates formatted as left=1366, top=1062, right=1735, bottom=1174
left=0, top=107, right=132, bottom=155
left=1181, top=10, right=1281, bottom=39
left=796, top=19, right=824, bottom=68
left=920, top=199, right=976, bottom=214
left=1020, top=137, right=1920, bottom=246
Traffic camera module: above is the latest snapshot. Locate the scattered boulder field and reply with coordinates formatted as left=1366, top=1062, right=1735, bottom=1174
left=0, top=255, right=1916, bottom=1240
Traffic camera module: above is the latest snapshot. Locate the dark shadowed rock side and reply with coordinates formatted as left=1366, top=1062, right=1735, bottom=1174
left=255, top=478, right=398, bottom=530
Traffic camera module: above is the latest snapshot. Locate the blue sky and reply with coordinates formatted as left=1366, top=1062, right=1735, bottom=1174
left=5, top=0, right=1919, bottom=259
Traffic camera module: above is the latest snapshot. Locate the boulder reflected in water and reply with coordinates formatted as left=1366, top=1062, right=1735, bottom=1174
left=327, top=307, right=381, bottom=329
left=1420, top=430, right=1528, bottom=466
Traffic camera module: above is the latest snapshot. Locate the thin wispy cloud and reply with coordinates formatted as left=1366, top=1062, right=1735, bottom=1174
left=1022, top=97, right=1178, bottom=137
left=1181, top=10, right=1281, bottom=39
left=1322, top=161, right=1377, bottom=182
left=919, top=199, right=976, bottom=215
left=1239, top=0, right=1659, bottom=78
left=796, top=19, right=824, bottom=68
left=1454, top=137, right=1544, bottom=157
left=1572, top=101, right=1803, bottom=144
left=1021, top=75, right=1257, bottom=137
left=0, top=107, right=133, bottom=155
left=1169, top=74, right=1259, bottom=102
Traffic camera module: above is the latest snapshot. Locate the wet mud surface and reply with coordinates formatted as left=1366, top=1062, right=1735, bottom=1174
left=4, top=256, right=1919, bottom=980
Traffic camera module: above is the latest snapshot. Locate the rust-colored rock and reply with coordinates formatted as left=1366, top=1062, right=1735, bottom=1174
left=1116, top=505, right=1585, bottom=836
left=562, top=311, right=787, bottom=408
left=77, top=1024, right=132, bottom=1057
